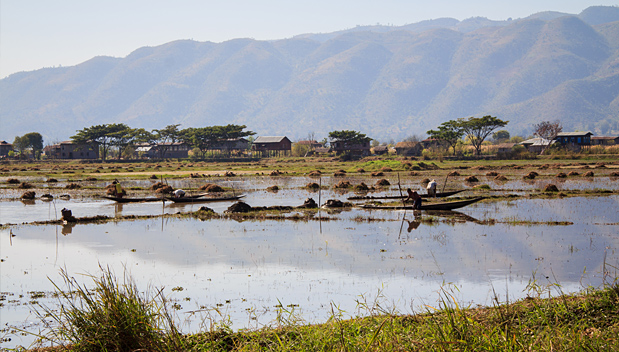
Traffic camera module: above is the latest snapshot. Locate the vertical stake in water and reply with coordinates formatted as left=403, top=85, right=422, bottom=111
left=397, top=172, right=405, bottom=207
left=319, top=177, right=322, bottom=234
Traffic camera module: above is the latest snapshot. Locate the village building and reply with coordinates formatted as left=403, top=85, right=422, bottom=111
left=211, top=138, right=250, bottom=151
left=372, top=145, right=389, bottom=155
left=554, top=132, right=593, bottom=150
left=295, top=140, right=323, bottom=150
left=45, top=141, right=99, bottom=160
left=135, top=142, right=189, bottom=159
left=494, top=143, right=516, bottom=155
left=330, top=139, right=371, bottom=156
left=591, top=136, right=619, bottom=145
left=519, top=138, right=555, bottom=154
left=394, top=141, right=423, bottom=156
left=0, top=141, right=13, bottom=158
left=251, top=136, right=292, bottom=156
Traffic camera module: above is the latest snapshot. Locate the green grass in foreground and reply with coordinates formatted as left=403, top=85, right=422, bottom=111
left=28, top=268, right=619, bottom=351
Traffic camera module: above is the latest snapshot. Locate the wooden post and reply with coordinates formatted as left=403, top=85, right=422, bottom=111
left=397, top=172, right=406, bottom=207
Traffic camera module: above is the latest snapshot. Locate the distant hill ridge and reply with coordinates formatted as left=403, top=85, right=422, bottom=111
left=1, top=6, right=619, bottom=142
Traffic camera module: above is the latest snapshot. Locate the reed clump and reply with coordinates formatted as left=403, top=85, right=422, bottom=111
left=35, top=267, right=184, bottom=351
left=23, top=269, right=619, bottom=351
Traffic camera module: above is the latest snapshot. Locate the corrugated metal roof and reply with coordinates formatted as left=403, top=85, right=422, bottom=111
left=254, top=136, right=288, bottom=143
left=520, top=138, right=554, bottom=146
left=556, top=131, right=593, bottom=137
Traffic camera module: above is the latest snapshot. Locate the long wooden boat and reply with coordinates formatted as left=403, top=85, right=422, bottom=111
left=164, top=194, right=246, bottom=203
left=348, top=189, right=465, bottom=200
left=359, top=197, right=484, bottom=211
left=101, top=195, right=164, bottom=203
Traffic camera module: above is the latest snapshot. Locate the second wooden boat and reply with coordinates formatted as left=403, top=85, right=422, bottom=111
left=165, top=194, right=246, bottom=203
left=359, top=197, right=485, bottom=211
left=101, top=195, right=164, bottom=203
left=348, top=189, right=465, bottom=200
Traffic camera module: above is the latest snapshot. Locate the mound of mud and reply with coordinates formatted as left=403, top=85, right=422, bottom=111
left=465, top=176, right=479, bottom=182
left=376, top=179, right=390, bottom=186
left=226, top=201, right=252, bottom=213
left=297, top=198, right=318, bottom=209
left=199, top=183, right=225, bottom=192
left=21, top=191, right=36, bottom=200
left=334, top=180, right=352, bottom=188
left=544, top=184, right=559, bottom=192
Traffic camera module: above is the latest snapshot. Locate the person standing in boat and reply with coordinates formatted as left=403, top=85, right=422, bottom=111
left=405, top=188, right=422, bottom=209
left=426, top=179, right=437, bottom=197
left=112, top=179, right=126, bottom=198
left=173, top=189, right=186, bottom=198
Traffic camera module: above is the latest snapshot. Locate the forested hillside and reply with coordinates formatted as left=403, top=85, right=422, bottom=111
left=1, top=6, right=618, bottom=142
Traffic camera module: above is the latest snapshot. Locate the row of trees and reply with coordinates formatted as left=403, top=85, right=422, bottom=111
left=426, top=115, right=509, bottom=156
left=426, top=116, right=565, bottom=156
left=71, top=123, right=255, bottom=161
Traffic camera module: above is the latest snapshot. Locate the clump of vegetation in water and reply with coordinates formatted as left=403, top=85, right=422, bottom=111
left=199, top=183, right=224, bottom=192
left=353, top=182, right=370, bottom=192
left=465, top=175, right=479, bottom=182
left=334, top=180, right=352, bottom=189
left=474, top=184, right=491, bottom=190
left=306, top=182, right=320, bottom=189
left=375, top=179, right=390, bottom=186
left=544, top=184, right=560, bottom=192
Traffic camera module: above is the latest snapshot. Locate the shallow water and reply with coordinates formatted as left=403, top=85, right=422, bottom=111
left=1, top=177, right=618, bottom=348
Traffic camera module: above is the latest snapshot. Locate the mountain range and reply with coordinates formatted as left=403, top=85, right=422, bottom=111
left=1, top=5, right=619, bottom=143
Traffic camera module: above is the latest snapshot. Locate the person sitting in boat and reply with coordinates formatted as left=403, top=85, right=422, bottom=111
left=405, top=188, right=422, bottom=209
left=173, top=189, right=186, bottom=198
left=112, top=179, right=126, bottom=198
left=426, top=179, right=437, bottom=197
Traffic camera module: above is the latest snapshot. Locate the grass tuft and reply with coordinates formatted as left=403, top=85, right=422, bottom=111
left=33, top=266, right=185, bottom=351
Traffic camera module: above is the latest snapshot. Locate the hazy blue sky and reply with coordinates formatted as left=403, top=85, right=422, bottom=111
left=1, top=0, right=617, bottom=78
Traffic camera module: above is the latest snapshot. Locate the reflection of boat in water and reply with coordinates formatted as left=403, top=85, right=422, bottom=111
left=359, top=197, right=485, bottom=211
left=348, top=189, right=465, bottom=200
left=165, top=194, right=246, bottom=203
left=101, top=195, right=164, bottom=203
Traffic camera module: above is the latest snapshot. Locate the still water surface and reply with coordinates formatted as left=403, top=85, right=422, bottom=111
left=1, top=180, right=618, bottom=348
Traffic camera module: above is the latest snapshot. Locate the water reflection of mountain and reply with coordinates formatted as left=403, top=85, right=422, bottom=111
left=14, top=207, right=619, bottom=287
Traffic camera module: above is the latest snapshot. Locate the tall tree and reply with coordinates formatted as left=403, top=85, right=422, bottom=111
left=13, top=132, right=44, bottom=159
left=533, top=120, right=562, bottom=154
left=12, top=136, right=28, bottom=159
left=182, top=126, right=217, bottom=159
left=152, top=124, right=182, bottom=159
left=426, top=121, right=463, bottom=156
left=182, top=124, right=255, bottom=159
left=457, top=116, right=508, bottom=156
left=72, top=123, right=127, bottom=161
left=492, top=130, right=510, bottom=143
left=107, top=124, right=133, bottom=160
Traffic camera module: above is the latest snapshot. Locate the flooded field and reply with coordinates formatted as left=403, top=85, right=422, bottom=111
left=1, top=174, right=619, bottom=348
